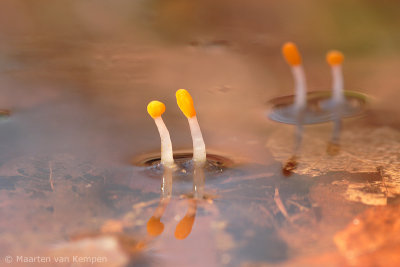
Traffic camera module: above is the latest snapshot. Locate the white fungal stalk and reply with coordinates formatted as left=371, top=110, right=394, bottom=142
left=282, top=42, right=307, bottom=111
left=176, top=89, right=207, bottom=165
left=154, top=117, right=174, bottom=167
left=193, top=163, right=205, bottom=199
left=188, top=116, right=206, bottom=164
left=331, top=64, right=344, bottom=104
left=327, top=50, right=345, bottom=106
left=147, top=100, right=174, bottom=167
left=161, top=164, right=173, bottom=198
left=292, top=65, right=307, bottom=110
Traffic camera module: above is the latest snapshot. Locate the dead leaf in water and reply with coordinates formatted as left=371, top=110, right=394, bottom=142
left=334, top=204, right=400, bottom=266
left=267, top=126, right=400, bottom=205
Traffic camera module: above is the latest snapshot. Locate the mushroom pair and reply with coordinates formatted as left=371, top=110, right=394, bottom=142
left=282, top=42, right=345, bottom=111
left=280, top=42, right=351, bottom=173
left=147, top=89, right=206, bottom=167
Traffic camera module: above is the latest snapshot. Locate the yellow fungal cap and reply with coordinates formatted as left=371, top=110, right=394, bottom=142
left=147, top=100, right=166, bottom=118
left=326, top=50, right=344, bottom=66
left=174, top=215, right=195, bottom=240
left=147, top=216, right=164, bottom=237
left=176, top=89, right=196, bottom=118
left=282, top=42, right=302, bottom=66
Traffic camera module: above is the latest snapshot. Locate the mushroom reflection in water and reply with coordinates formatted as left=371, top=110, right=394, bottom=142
left=268, top=42, right=368, bottom=176
left=176, top=89, right=207, bottom=165
left=0, top=109, right=10, bottom=119
left=325, top=50, right=345, bottom=155
left=147, top=100, right=175, bottom=167
left=281, top=42, right=308, bottom=175
left=174, top=164, right=204, bottom=240
left=146, top=167, right=173, bottom=237
left=146, top=100, right=175, bottom=236
left=322, top=50, right=367, bottom=154
left=146, top=163, right=205, bottom=240
left=282, top=42, right=307, bottom=111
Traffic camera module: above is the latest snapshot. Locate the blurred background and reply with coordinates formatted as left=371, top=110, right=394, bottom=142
left=1, top=0, right=399, bottom=161
left=1, top=1, right=400, bottom=266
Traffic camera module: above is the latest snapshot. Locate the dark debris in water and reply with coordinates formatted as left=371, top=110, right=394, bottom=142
left=281, top=156, right=298, bottom=177
left=1, top=153, right=400, bottom=266
left=0, top=176, right=22, bottom=190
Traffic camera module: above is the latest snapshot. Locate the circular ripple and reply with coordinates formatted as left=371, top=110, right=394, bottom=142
left=134, top=152, right=233, bottom=167
left=132, top=151, right=235, bottom=180
left=0, top=109, right=11, bottom=121
left=267, top=91, right=368, bottom=125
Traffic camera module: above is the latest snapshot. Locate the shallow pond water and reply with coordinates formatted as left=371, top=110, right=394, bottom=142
left=1, top=1, right=400, bottom=266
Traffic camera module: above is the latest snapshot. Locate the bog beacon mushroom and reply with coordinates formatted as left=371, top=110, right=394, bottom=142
left=147, top=100, right=175, bottom=167
left=176, top=89, right=206, bottom=165
left=282, top=42, right=307, bottom=111
left=326, top=50, right=345, bottom=106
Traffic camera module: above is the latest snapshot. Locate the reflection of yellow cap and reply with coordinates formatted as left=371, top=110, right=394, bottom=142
left=326, top=50, right=344, bottom=66
left=282, top=42, right=302, bottom=66
left=147, top=216, right=164, bottom=237
left=100, top=220, right=123, bottom=233
left=174, top=215, right=195, bottom=240
left=176, top=89, right=196, bottom=118
left=147, top=101, right=166, bottom=118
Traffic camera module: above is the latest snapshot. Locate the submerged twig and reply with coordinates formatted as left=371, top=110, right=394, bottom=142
left=49, top=161, right=54, bottom=191
left=286, top=199, right=310, bottom=212
left=274, top=187, right=291, bottom=221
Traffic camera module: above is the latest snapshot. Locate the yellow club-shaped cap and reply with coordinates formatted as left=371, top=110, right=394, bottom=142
left=282, top=42, right=302, bottom=66
left=147, top=216, right=164, bottom=237
left=176, top=89, right=196, bottom=118
left=326, top=50, right=344, bottom=66
left=147, top=100, right=166, bottom=118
